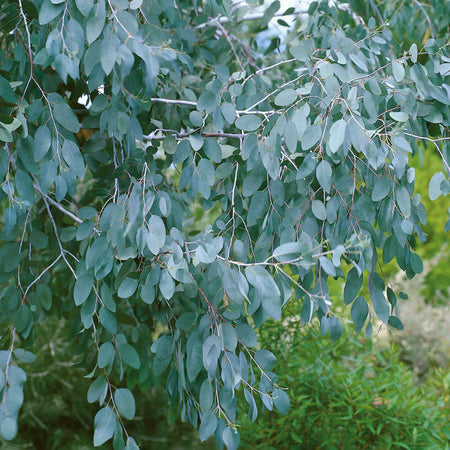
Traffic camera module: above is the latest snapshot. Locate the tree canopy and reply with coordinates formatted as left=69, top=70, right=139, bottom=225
left=0, top=0, right=449, bottom=448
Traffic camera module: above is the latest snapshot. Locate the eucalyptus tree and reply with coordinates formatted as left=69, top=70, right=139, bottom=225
left=0, top=0, right=448, bottom=448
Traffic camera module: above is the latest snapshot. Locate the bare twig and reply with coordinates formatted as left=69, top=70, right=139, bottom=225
left=143, top=130, right=247, bottom=141
left=150, top=98, right=197, bottom=107
left=40, top=194, right=77, bottom=278
left=214, top=19, right=244, bottom=71
left=404, top=132, right=450, bottom=174
left=23, top=255, right=62, bottom=300
left=33, top=183, right=101, bottom=235
left=412, top=0, right=436, bottom=37
left=34, top=184, right=83, bottom=224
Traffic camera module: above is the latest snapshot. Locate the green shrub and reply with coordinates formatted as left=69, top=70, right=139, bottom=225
left=411, top=150, right=450, bottom=306
left=240, top=319, right=449, bottom=449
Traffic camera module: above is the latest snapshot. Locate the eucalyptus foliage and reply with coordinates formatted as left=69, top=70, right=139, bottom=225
left=0, top=0, right=449, bottom=448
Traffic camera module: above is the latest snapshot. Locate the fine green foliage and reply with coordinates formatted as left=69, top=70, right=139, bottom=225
left=412, top=151, right=450, bottom=305
left=241, top=321, right=450, bottom=449
left=0, top=0, right=449, bottom=448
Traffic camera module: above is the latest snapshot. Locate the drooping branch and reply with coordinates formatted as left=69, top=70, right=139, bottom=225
left=34, top=183, right=83, bottom=225
left=40, top=193, right=77, bottom=279
left=33, top=183, right=101, bottom=235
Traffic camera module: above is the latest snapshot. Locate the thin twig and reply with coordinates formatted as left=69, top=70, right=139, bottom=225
left=22, top=255, right=62, bottom=300
left=214, top=19, right=244, bottom=71
left=404, top=132, right=450, bottom=174
left=34, top=184, right=83, bottom=224
left=143, top=131, right=247, bottom=141
left=412, top=0, right=436, bottom=37
left=34, top=183, right=101, bottom=234
left=150, top=98, right=197, bottom=106
left=40, top=195, right=77, bottom=278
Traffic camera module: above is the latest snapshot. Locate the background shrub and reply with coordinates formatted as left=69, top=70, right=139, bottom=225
left=240, top=316, right=449, bottom=449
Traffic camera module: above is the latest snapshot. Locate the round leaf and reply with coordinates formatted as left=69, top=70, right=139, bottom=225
left=114, top=388, right=136, bottom=420
left=235, top=115, right=262, bottom=131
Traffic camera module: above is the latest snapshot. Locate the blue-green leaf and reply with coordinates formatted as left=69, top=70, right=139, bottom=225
left=316, top=160, right=332, bottom=193
left=53, top=103, right=80, bottom=133
left=33, top=125, right=51, bottom=161
left=13, top=348, right=36, bottom=363
left=199, top=412, right=217, bottom=441
left=235, top=115, right=262, bottom=132
left=312, top=200, right=326, bottom=220
left=61, top=140, right=84, bottom=177
left=86, top=0, right=106, bottom=44
left=429, top=172, right=445, bottom=200
left=396, top=186, right=411, bottom=217
left=75, top=0, right=93, bottom=16
left=15, top=170, right=34, bottom=203
left=4, top=207, right=16, bottom=233
left=351, top=297, right=369, bottom=334
left=117, top=277, right=138, bottom=299
left=147, top=215, right=166, bottom=255
left=344, top=268, right=363, bottom=305
left=0, top=417, right=18, bottom=441
left=273, top=388, right=290, bottom=414
left=125, top=437, right=139, bottom=450
left=88, top=376, right=108, bottom=404
left=199, top=379, right=214, bottom=413
left=94, top=406, right=116, bottom=447
left=301, top=125, right=321, bottom=150
left=369, top=286, right=389, bottom=323
left=100, top=34, right=118, bottom=76
left=389, top=111, right=408, bottom=122
left=392, top=60, right=405, bottom=82
left=236, top=323, right=257, bottom=348
left=98, top=342, right=115, bottom=368
left=372, top=178, right=391, bottom=201
left=159, top=270, right=175, bottom=300
left=223, top=427, right=240, bottom=450
left=99, top=307, right=117, bottom=333
left=114, top=388, right=136, bottom=420
left=197, top=91, right=218, bottom=113
left=118, top=343, right=141, bottom=369
left=74, top=274, right=93, bottom=306
left=388, top=315, right=404, bottom=330
left=328, top=120, right=346, bottom=153
left=221, top=103, right=236, bottom=124
left=273, top=242, right=302, bottom=263
left=39, top=1, right=64, bottom=24
left=274, top=89, right=297, bottom=107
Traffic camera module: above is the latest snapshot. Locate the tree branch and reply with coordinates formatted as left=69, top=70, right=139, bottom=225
left=33, top=183, right=101, bottom=235
left=34, top=184, right=83, bottom=224
left=404, top=132, right=450, bottom=174
left=150, top=98, right=197, bottom=107
left=412, top=0, right=436, bottom=37
left=143, top=130, right=247, bottom=141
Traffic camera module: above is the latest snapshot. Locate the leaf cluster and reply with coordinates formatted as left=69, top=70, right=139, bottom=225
left=0, top=0, right=449, bottom=448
